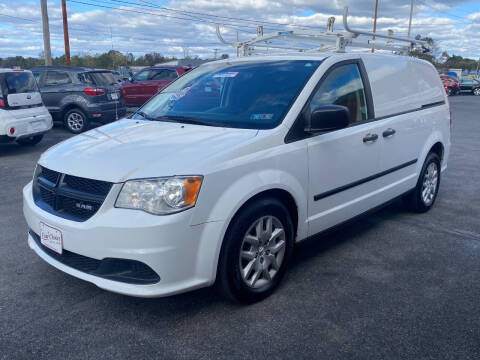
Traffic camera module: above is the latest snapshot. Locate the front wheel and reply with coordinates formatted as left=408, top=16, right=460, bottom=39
left=405, top=152, right=441, bottom=213
left=473, top=88, right=480, bottom=96
left=64, top=108, right=88, bottom=134
left=216, top=198, right=294, bottom=303
left=16, top=134, right=43, bottom=146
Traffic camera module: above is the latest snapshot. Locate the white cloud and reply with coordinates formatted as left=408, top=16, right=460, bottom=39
left=0, top=0, right=479, bottom=60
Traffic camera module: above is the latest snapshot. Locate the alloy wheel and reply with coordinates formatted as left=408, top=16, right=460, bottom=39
left=421, top=162, right=439, bottom=206
left=67, top=112, right=84, bottom=131
left=239, top=215, right=286, bottom=288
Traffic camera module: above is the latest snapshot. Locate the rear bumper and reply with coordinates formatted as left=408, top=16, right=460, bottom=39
left=0, top=112, right=53, bottom=139
left=86, top=104, right=126, bottom=123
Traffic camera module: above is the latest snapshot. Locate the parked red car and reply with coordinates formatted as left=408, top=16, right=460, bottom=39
left=121, top=66, right=190, bottom=106
left=440, top=75, right=460, bottom=96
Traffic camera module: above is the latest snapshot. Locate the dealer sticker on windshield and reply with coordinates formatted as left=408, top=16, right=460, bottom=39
left=250, top=113, right=274, bottom=121
left=213, top=72, right=238, bottom=78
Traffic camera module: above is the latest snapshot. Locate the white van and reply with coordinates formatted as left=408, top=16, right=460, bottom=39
left=23, top=52, right=450, bottom=302
left=0, top=69, right=52, bottom=146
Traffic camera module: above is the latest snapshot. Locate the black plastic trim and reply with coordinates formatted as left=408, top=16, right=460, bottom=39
left=29, top=230, right=160, bottom=285
left=313, top=159, right=418, bottom=201
left=375, top=100, right=446, bottom=121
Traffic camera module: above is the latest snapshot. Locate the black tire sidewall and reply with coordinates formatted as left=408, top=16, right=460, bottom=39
left=64, top=108, right=88, bottom=134
left=413, top=153, right=441, bottom=212
left=218, top=198, right=294, bottom=303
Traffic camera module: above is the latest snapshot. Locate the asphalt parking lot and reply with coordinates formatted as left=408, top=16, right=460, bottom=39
left=1, top=95, right=479, bottom=360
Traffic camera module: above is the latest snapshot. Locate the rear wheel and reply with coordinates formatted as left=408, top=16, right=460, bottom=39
left=216, top=197, right=294, bottom=303
left=473, top=88, right=480, bottom=96
left=405, top=152, right=441, bottom=213
left=446, top=87, right=452, bottom=96
left=64, top=108, right=88, bottom=134
left=16, top=134, right=43, bottom=146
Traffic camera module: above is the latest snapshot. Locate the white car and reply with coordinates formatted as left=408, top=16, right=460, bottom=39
left=23, top=52, right=450, bottom=303
left=0, top=69, right=52, bottom=146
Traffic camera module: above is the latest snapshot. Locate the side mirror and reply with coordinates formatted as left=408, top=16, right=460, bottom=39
left=305, top=105, right=350, bottom=133
left=128, top=76, right=133, bottom=82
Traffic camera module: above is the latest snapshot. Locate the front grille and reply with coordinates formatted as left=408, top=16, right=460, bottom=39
left=63, top=174, right=112, bottom=196
left=33, top=166, right=113, bottom=222
left=40, top=167, right=60, bottom=184
left=30, top=230, right=160, bottom=285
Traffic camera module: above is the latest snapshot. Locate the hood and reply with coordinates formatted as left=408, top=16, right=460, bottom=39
left=39, top=119, right=258, bottom=182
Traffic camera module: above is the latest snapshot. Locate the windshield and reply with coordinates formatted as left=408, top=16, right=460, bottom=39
left=4, top=72, right=38, bottom=94
left=88, top=71, right=117, bottom=86
left=134, top=60, right=321, bottom=129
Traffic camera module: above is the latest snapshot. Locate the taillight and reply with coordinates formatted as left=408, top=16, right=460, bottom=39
left=0, top=98, right=4, bottom=107
left=83, top=88, right=105, bottom=96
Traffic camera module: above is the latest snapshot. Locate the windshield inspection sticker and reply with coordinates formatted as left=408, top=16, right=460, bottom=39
left=213, top=72, right=238, bottom=78
left=251, top=113, right=274, bottom=121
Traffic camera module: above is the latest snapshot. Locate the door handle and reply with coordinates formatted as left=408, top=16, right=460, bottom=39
left=363, top=133, right=378, bottom=143
left=382, top=128, right=396, bottom=138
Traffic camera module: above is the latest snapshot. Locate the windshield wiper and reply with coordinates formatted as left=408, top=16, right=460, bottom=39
left=135, top=111, right=154, bottom=121
left=153, top=115, right=226, bottom=127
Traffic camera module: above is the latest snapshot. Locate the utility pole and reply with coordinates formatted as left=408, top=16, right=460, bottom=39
left=61, top=0, right=71, bottom=66
left=236, top=31, right=239, bottom=57
left=213, top=48, right=219, bottom=59
left=407, top=0, right=414, bottom=39
left=371, top=0, right=378, bottom=53
left=40, top=0, right=52, bottom=65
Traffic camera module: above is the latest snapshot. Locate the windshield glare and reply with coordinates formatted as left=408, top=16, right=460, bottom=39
left=136, top=60, right=321, bottom=129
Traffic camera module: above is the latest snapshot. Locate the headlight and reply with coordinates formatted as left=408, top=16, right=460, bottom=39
left=115, top=176, right=203, bottom=215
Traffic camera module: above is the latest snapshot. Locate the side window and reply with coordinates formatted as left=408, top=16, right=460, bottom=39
left=45, top=71, right=71, bottom=85
left=134, top=70, right=149, bottom=81
left=149, top=69, right=178, bottom=81
left=310, top=63, right=368, bottom=124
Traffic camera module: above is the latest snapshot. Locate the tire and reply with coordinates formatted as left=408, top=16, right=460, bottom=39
left=216, top=197, right=294, bottom=303
left=64, top=108, right=88, bottom=134
left=446, top=87, right=452, bottom=96
left=405, top=152, right=441, bottom=213
left=473, top=88, right=480, bottom=96
left=16, top=134, right=43, bottom=146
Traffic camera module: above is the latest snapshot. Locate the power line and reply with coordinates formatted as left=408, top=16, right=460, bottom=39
left=109, top=0, right=328, bottom=31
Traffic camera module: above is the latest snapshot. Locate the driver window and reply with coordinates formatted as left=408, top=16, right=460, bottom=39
left=310, top=63, right=368, bottom=124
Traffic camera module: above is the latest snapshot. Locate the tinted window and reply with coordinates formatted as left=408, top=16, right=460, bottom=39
left=136, top=60, right=321, bottom=129
left=78, top=72, right=94, bottom=84
left=149, top=69, right=178, bottom=81
left=45, top=71, right=71, bottom=85
left=4, top=72, right=38, bottom=94
left=134, top=70, right=149, bottom=81
left=89, top=71, right=116, bottom=85
left=310, top=63, right=368, bottom=124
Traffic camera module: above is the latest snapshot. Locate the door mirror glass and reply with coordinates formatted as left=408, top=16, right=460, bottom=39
left=306, top=105, right=350, bottom=133
left=128, top=76, right=133, bottom=82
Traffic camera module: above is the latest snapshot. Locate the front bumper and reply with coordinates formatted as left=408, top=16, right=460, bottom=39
left=23, top=182, right=225, bottom=297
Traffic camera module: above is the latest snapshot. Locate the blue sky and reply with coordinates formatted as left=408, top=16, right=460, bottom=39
left=1, top=0, right=479, bottom=60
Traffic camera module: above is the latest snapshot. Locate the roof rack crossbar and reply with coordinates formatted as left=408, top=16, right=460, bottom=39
left=216, top=6, right=428, bottom=56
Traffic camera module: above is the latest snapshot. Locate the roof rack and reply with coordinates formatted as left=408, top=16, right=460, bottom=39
left=216, top=6, right=427, bottom=56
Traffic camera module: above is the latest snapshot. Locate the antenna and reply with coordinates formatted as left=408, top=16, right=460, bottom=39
left=216, top=6, right=428, bottom=56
